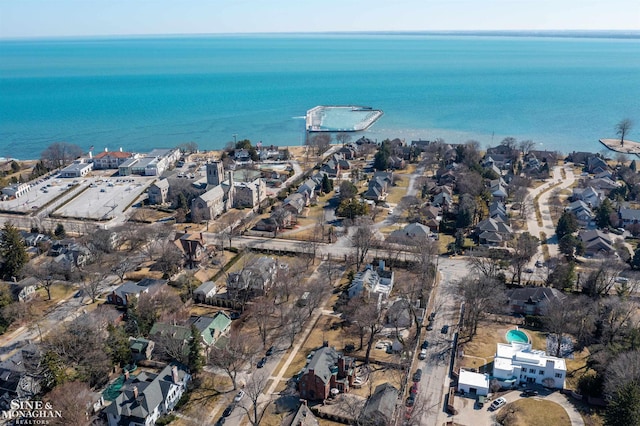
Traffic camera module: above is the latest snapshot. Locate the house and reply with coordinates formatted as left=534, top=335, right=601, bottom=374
left=2, top=183, right=30, bottom=199
left=432, top=191, right=453, bottom=210
left=174, top=233, right=207, bottom=269
left=348, top=261, right=394, bottom=300
left=619, top=208, right=640, bottom=226
left=298, top=344, right=355, bottom=401
left=505, top=287, right=567, bottom=316
left=190, top=312, right=232, bottom=347
left=364, top=171, right=393, bottom=202
left=388, top=222, right=431, bottom=244
left=106, top=279, right=165, bottom=306
left=0, top=345, right=41, bottom=411
left=475, top=218, right=513, bottom=247
left=91, top=150, right=135, bottom=170
left=589, top=177, right=619, bottom=192
left=572, top=186, right=604, bottom=208
left=283, top=193, right=307, bottom=216
left=129, top=337, right=154, bottom=362
left=493, top=342, right=566, bottom=389
left=234, top=148, right=252, bottom=162
left=358, top=383, right=399, bottom=426
left=566, top=200, right=594, bottom=226
left=282, top=401, right=319, bottom=426
left=489, top=201, right=508, bottom=222
left=457, top=370, right=490, bottom=396
left=9, top=277, right=38, bottom=302
left=385, top=298, right=412, bottom=328
left=105, top=364, right=191, bottom=426
left=148, top=179, right=170, bottom=205
left=587, top=156, right=610, bottom=175
left=232, top=178, right=266, bottom=209
left=60, top=160, right=93, bottom=178
left=579, top=229, right=615, bottom=257
left=226, top=256, right=279, bottom=297
left=193, top=281, right=217, bottom=303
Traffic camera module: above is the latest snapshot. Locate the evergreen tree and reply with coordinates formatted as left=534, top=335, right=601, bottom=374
left=605, top=381, right=640, bottom=426
left=0, top=223, right=28, bottom=279
left=631, top=248, right=640, bottom=270
left=373, top=140, right=391, bottom=170
left=595, top=198, right=614, bottom=229
left=188, top=324, right=203, bottom=374
left=106, top=324, right=132, bottom=367
left=321, top=173, right=333, bottom=193
left=54, top=223, right=66, bottom=239
left=556, top=211, right=578, bottom=240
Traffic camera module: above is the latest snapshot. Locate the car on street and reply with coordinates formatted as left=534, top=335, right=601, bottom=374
left=266, top=346, right=275, bottom=356
left=426, top=321, right=434, bottom=331
left=525, top=267, right=534, bottom=273
left=421, top=340, right=429, bottom=350
left=441, top=325, right=449, bottom=334
left=412, top=368, right=423, bottom=382
left=428, top=312, right=436, bottom=321
left=234, top=390, right=245, bottom=402
left=214, top=418, right=225, bottom=426
left=222, top=404, right=235, bottom=417
left=257, top=357, right=268, bottom=368
left=410, top=383, right=419, bottom=394
left=535, top=260, right=544, bottom=267
left=229, top=311, right=241, bottom=320
left=405, top=395, right=415, bottom=407
left=522, top=389, right=539, bottom=397
left=418, top=349, right=427, bottom=360
left=489, top=397, right=507, bottom=411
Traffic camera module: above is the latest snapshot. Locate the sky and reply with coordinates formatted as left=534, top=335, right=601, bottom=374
left=1, top=0, right=639, bottom=39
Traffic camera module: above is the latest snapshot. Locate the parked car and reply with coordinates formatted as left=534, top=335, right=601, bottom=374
left=428, top=312, right=436, bottom=321
left=266, top=346, right=275, bottom=356
left=222, top=404, right=235, bottom=417
left=234, top=390, right=245, bottom=402
left=215, top=418, right=226, bottom=426
left=426, top=321, right=434, bottom=331
left=257, top=357, right=267, bottom=368
left=410, top=383, right=419, bottom=394
left=525, top=267, right=534, bottom=273
left=412, top=369, right=423, bottom=382
left=418, top=349, right=427, bottom=360
left=489, top=397, right=507, bottom=411
left=535, top=260, right=544, bottom=267
left=522, top=389, right=539, bottom=397
left=421, top=340, right=429, bottom=350
left=405, top=395, right=415, bottom=407
left=441, top=325, right=449, bottom=334
left=229, top=311, right=241, bottom=320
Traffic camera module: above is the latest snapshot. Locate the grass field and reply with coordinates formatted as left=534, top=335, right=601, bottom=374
left=496, top=398, right=571, bottom=426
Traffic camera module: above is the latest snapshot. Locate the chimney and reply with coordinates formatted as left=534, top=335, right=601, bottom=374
left=104, top=147, right=108, bottom=152
left=171, top=365, right=179, bottom=384
left=89, top=151, right=93, bottom=159
left=124, top=370, right=129, bottom=381
left=119, top=147, right=123, bottom=152
left=133, top=386, right=138, bottom=400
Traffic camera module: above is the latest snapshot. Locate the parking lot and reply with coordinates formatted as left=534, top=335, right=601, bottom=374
left=54, top=176, right=154, bottom=220
left=0, top=177, right=84, bottom=213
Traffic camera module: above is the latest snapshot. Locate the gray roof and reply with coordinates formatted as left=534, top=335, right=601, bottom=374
left=506, top=287, right=566, bottom=306
left=194, top=281, right=217, bottom=295
left=360, top=383, right=399, bottom=425
left=305, top=346, right=341, bottom=385
left=199, top=185, right=225, bottom=203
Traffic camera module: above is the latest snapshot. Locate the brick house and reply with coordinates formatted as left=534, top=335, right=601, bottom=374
left=299, top=344, right=355, bottom=401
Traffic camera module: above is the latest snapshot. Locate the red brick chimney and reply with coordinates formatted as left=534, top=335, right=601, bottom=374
left=171, top=365, right=180, bottom=384
left=133, top=386, right=138, bottom=400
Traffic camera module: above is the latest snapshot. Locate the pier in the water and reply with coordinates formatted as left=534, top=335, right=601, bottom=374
left=600, top=138, right=640, bottom=156
left=306, top=105, right=383, bottom=132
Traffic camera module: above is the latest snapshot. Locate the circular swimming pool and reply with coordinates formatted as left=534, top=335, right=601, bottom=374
left=506, top=329, right=530, bottom=344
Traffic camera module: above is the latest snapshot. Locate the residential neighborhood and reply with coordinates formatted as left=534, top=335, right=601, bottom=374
left=0, top=134, right=639, bottom=426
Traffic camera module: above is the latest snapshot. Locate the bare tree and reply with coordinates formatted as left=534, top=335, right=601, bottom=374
left=457, top=275, right=506, bottom=338
left=156, top=239, right=183, bottom=277
left=467, top=249, right=506, bottom=281
left=239, top=370, right=273, bottom=426
left=208, top=331, right=258, bottom=390
left=616, top=118, right=634, bottom=146
left=349, top=218, right=378, bottom=270
left=80, top=271, right=108, bottom=303
left=44, top=381, right=95, bottom=426
left=40, top=142, right=83, bottom=169
left=250, top=296, right=276, bottom=346
left=580, top=258, right=624, bottom=298
left=508, top=232, right=539, bottom=285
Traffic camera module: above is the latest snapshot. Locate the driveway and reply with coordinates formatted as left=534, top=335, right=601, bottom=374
left=450, top=389, right=585, bottom=426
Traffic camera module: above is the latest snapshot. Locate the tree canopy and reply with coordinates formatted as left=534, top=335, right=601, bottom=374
left=0, top=222, right=28, bottom=279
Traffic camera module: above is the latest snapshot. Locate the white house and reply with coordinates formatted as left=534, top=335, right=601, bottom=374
left=458, top=370, right=490, bottom=396
left=492, top=342, right=566, bottom=389
left=348, top=261, right=394, bottom=300
left=193, top=281, right=218, bottom=303
left=105, top=364, right=190, bottom=426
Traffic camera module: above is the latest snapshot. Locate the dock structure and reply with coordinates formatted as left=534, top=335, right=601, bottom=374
left=599, top=138, right=640, bottom=156
left=306, top=105, right=383, bottom=133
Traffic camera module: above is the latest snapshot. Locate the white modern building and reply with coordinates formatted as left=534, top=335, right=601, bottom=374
left=458, top=369, right=490, bottom=396
left=493, top=342, right=566, bottom=389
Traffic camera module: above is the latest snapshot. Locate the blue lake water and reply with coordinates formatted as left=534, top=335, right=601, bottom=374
left=1, top=34, right=639, bottom=160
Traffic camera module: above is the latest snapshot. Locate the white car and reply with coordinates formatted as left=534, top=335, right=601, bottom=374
left=418, top=349, right=427, bottom=360
left=234, top=390, right=245, bottom=402
left=489, top=397, right=507, bottom=411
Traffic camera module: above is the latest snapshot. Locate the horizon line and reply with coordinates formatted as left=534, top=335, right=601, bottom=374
left=2, top=29, right=640, bottom=42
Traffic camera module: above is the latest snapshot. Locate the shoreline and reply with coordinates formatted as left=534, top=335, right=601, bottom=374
left=599, top=138, right=640, bottom=156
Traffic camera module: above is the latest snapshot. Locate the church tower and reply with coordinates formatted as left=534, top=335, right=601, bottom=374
left=206, top=161, right=224, bottom=186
